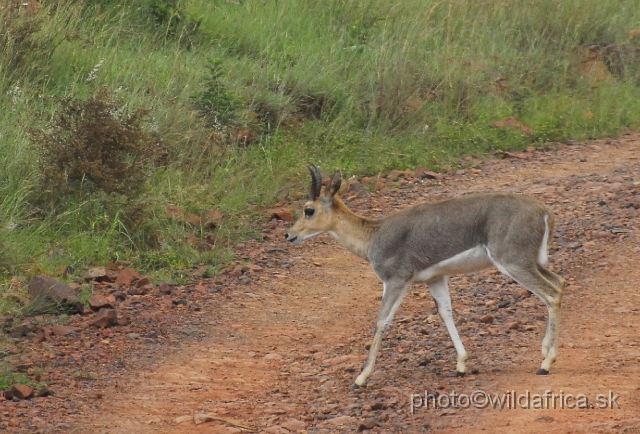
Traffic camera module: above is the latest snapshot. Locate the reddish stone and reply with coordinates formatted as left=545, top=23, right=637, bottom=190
left=479, top=315, right=494, bottom=324
left=88, top=295, right=115, bottom=311
left=344, top=180, right=370, bottom=198
left=84, top=267, right=113, bottom=283
left=230, top=265, right=243, bottom=278
left=415, top=167, right=443, bottom=180
left=388, top=170, right=414, bottom=179
left=27, top=275, right=83, bottom=313
left=115, top=268, right=141, bottom=286
left=6, top=384, right=34, bottom=400
left=91, top=309, right=117, bottom=328
left=158, top=282, right=173, bottom=294
left=50, top=325, right=80, bottom=336
left=270, top=208, right=295, bottom=222
left=117, top=314, right=131, bottom=326
left=135, top=277, right=151, bottom=288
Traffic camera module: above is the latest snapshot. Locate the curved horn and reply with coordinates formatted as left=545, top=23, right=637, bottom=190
left=307, top=163, right=322, bottom=201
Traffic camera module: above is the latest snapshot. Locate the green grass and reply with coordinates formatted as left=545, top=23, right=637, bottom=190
left=1, top=0, right=640, bottom=316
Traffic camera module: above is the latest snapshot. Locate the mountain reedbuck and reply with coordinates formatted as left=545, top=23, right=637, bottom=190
left=285, top=165, right=564, bottom=388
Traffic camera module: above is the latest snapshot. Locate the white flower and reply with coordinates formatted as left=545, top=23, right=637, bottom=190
left=87, top=59, right=105, bottom=82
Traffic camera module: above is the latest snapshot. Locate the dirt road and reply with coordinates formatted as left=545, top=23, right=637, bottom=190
left=6, top=135, right=640, bottom=433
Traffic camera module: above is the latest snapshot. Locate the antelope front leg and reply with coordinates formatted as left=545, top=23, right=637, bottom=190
left=427, top=277, right=468, bottom=375
left=353, top=281, right=409, bottom=388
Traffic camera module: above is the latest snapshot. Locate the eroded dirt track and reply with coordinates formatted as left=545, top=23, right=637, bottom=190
left=7, top=135, right=640, bottom=433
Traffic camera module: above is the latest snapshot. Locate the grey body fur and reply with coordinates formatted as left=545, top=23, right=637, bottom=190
left=286, top=167, right=564, bottom=388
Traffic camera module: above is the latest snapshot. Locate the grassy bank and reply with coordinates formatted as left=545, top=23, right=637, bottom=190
left=1, top=0, right=640, bottom=314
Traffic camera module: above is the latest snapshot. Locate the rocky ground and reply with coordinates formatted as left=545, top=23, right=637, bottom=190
left=1, top=134, right=640, bottom=433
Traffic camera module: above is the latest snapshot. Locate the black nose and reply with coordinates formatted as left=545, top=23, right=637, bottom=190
left=285, top=233, right=297, bottom=243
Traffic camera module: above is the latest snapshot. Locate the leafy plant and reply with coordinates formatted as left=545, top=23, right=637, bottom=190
left=28, top=88, right=163, bottom=207
left=193, top=59, right=241, bottom=128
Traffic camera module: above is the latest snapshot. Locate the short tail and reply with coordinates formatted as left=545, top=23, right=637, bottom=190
left=537, top=213, right=553, bottom=265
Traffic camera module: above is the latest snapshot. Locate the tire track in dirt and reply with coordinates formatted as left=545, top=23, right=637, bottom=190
left=77, top=135, right=640, bottom=433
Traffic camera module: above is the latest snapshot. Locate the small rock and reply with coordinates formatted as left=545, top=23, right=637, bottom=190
left=194, top=413, right=215, bottom=425
left=535, top=416, right=554, bottom=423
left=113, top=291, right=126, bottom=301
left=117, top=314, right=132, bottom=326
left=36, top=387, right=53, bottom=397
left=327, top=415, right=357, bottom=426
left=27, top=275, right=83, bottom=313
left=174, top=415, right=192, bottom=424
left=91, top=309, right=117, bottom=328
left=282, top=418, right=306, bottom=431
left=127, top=288, right=141, bottom=296
left=88, top=295, right=115, bottom=311
left=415, top=167, right=443, bottom=180
left=231, top=265, right=245, bottom=277
left=370, top=401, right=385, bottom=411
left=9, top=323, right=33, bottom=338
left=84, top=267, right=113, bottom=283
left=172, top=298, right=188, bottom=306
left=508, top=322, right=520, bottom=330
left=270, top=208, right=296, bottom=222
left=479, top=315, right=494, bottom=324
left=389, top=169, right=414, bottom=179
left=264, top=353, right=283, bottom=360
left=135, top=277, right=151, bottom=288
left=116, top=268, right=141, bottom=286
left=358, top=418, right=378, bottom=431
left=7, top=384, right=34, bottom=400
left=344, top=179, right=370, bottom=198
left=498, top=300, right=511, bottom=308
left=159, top=283, right=173, bottom=294
left=51, top=325, right=80, bottom=337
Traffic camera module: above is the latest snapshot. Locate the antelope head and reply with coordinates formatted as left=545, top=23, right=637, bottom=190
left=285, top=164, right=342, bottom=245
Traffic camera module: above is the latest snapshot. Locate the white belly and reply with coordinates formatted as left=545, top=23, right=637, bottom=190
left=414, top=245, right=492, bottom=282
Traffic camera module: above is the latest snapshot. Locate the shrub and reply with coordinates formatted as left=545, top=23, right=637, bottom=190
left=28, top=88, right=162, bottom=206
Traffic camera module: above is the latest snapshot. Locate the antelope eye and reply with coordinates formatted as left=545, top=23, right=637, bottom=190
left=304, top=207, right=315, bottom=217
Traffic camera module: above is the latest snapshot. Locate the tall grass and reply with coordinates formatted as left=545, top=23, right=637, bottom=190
left=0, top=0, right=639, bottom=295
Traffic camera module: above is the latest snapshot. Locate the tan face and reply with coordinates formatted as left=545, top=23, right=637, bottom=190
left=285, top=199, right=333, bottom=244
left=285, top=165, right=341, bottom=244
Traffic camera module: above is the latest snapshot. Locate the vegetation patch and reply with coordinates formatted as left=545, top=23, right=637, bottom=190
left=0, top=0, right=640, bottom=319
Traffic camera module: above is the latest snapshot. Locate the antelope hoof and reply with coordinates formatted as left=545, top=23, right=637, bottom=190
left=536, top=368, right=549, bottom=375
left=456, top=371, right=465, bottom=377
left=352, top=383, right=361, bottom=390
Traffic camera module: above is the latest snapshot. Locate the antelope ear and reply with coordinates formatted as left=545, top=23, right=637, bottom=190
left=329, top=170, right=342, bottom=197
